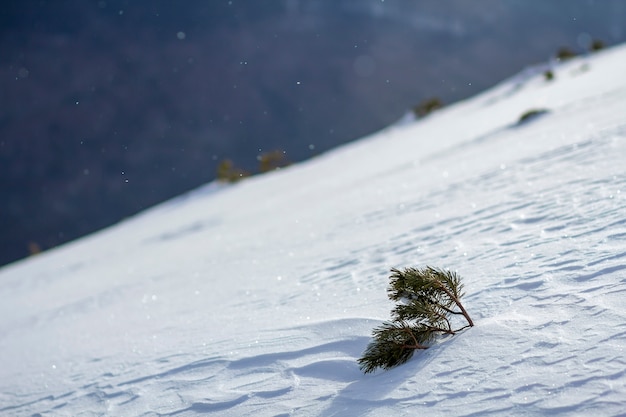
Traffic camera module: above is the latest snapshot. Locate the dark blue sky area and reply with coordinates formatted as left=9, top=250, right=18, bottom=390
left=1, top=0, right=625, bottom=267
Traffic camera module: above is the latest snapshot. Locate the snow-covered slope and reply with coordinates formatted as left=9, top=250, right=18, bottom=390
left=2, top=45, right=626, bottom=417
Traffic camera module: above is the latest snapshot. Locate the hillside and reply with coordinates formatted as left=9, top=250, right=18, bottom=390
left=1, top=44, right=626, bottom=416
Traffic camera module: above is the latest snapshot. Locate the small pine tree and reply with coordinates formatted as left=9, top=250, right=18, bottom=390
left=556, top=47, right=577, bottom=61
left=590, top=39, right=605, bottom=52
left=28, top=241, right=42, bottom=256
left=517, top=108, right=549, bottom=125
left=358, top=266, right=473, bottom=373
left=216, top=159, right=250, bottom=183
left=258, top=150, right=290, bottom=173
left=413, top=97, right=444, bottom=118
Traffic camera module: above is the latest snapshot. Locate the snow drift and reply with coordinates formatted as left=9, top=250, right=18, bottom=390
left=1, top=44, right=626, bottom=416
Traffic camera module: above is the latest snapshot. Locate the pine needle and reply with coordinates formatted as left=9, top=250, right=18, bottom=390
left=359, top=266, right=473, bottom=373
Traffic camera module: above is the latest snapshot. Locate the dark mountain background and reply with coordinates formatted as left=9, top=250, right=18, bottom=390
left=1, top=0, right=624, bottom=267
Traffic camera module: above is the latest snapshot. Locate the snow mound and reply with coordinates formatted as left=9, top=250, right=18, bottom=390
left=1, top=45, right=626, bottom=416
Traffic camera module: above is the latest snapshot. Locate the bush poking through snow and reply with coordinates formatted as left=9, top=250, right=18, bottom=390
left=216, top=159, right=250, bottom=183
left=517, top=108, right=549, bottom=125
left=590, top=39, right=605, bottom=52
left=413, top=97, right=444, bottom=118
left=258, top=150, right=290, bottom=173
left=556, top=47, right=577, bottom=61
left=544, top=70, right=554, bottom=81
left=358, top=267, right=473, bottom=373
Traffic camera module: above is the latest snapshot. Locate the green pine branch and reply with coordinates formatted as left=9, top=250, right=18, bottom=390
left=359, top=266, right=474, bottom=373
left=358, top=321, right=429, bottom=373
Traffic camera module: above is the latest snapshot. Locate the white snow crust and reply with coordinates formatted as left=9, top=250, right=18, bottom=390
left=1, top=45, right=626, bottom=417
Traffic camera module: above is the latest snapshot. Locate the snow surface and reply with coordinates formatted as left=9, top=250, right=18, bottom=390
left=1, top=45, right=626, bottom=417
